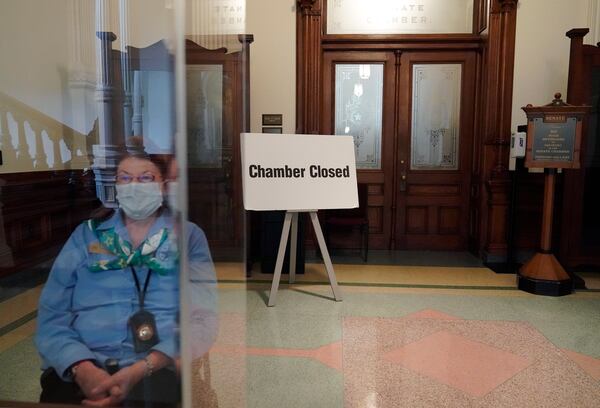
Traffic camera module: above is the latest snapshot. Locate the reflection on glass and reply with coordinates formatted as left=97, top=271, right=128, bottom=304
left=1, top=0, right=247, bottom=406
left=335, top=63, right=383, bottom=169
left=411, top=64, right=462, bottom=170
left=187, top=65, right=223, bottom=168
left=137, top=70, right=175, bottom=153
left=327, top=0, right=474, bottom=34
left=0, top=1, right=223, bottom=407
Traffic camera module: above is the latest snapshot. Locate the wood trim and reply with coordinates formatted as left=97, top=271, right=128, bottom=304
left=322, top=34, right=483, bottom=44
left=296, top=0, right=323, bottom=134
left=566, top=28, right=590, bottom=103
left=478, top=0, right=519, bottom=260
left=389, top=50, right=402, bottom=249
left=322, top=42, right=482, bottom=51
left=559, top=28, right=600, bottom=267
left=474, top=0, right=489, bottom=34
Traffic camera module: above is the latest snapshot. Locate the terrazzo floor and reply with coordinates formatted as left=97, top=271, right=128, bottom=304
left=1, top=260, right=600, bottom=407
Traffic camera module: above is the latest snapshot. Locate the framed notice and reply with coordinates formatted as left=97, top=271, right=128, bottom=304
left=262, top=127, right=282, bottom=134
left=522, top=94, right=590, bottom=169
left=262, top=114, right=282, bottom=126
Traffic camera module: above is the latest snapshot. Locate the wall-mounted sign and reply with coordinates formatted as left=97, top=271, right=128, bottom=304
left=241, top=133, right=358, bottom=211
left=327, top=0, right=474, bottom=35
left=262, top=114, right=282, bottom=126
left=522, top=94, right=590, bottom=169
left=262, top=127, right=282, bottom=134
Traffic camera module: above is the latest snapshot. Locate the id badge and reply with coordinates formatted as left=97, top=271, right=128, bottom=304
left=128, top=309, right=159, bottom=353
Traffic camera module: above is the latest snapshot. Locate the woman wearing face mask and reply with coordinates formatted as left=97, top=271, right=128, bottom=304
left=35, top=147, right=216, bottom=407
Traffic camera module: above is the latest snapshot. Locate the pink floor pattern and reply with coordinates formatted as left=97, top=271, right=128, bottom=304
left=343, top=316, right=600, bottom=407
left=199, top=310, right=600, bottom=407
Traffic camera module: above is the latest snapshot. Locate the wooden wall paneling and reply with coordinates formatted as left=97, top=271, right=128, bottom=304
left=560, top=28, right=588, bottom=265
left=469, top=37, right=486, bottom=253
left=514, top=173, right=545, bottom=252
left=559, top=28, right=600, bottom=267
left=0, top=170, right=98, bottom=278
left=297, top=0, right=323, bottom=134
left=478, top=0, right=519, bottom=262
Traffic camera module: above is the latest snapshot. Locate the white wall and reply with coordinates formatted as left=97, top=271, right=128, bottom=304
left=246, top=0, right=296, bottom=134
left=0, top=0, right=88, bottom=133
left=511, top=0, right=598, bottom=131
left=0, top=0, right=178, bottom=172
left=0, top=0, right=176, bottom=137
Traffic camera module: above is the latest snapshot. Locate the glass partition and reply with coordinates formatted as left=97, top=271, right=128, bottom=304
left=0, top=0, right=246, bottom=406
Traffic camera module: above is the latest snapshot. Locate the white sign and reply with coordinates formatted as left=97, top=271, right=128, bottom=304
left=241, top=133, right=358, bottom=211
left=327, top=0, right=473, bottom=35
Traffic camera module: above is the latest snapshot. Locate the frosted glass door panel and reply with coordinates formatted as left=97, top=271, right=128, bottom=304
left=335, top=64, right=383, bottom=169
left=411, top=64, right=462, bottom=170
left=187, top=64, right=223, bottom=168
left=327, top=0, right=474, bottom=34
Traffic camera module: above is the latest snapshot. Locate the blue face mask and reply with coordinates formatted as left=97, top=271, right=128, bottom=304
left=116, top=182, right=163, bottom=220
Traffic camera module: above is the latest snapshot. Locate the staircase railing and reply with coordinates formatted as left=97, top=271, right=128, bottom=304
left=0, top=92, right=97, bottom=173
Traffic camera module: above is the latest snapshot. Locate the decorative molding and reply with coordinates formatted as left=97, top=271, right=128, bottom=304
left=67, top=68, right=97, bottom=90
left=296, top=0, right=323, bottom=134
left=477, top=0, right=519, bottom=258
left=499, top=0, right=518, bottom=11
left=491, top=0, right=518, bottom=13
left=298, top=0, right=318, bottom=13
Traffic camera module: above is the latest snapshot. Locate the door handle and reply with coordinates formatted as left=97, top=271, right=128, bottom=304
left=399, top=173, right=407, bottom=192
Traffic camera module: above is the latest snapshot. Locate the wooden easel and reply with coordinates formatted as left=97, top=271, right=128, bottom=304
left=268, top=210, right=343, bottom=307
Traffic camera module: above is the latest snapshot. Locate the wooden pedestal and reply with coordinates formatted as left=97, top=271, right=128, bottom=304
left=518, top=252, right=572, bottom=296
left=518, top=169, right=572, bottom=296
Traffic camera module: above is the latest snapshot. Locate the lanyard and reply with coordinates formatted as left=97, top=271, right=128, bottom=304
left=130, top=266, right=152, bottom=309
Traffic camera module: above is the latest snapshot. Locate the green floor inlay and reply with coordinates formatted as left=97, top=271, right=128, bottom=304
left=0, top=311, right=37, bottom=337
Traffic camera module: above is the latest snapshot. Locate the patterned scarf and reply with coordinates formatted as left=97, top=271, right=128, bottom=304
left=87, top=219, right=176, bottom=275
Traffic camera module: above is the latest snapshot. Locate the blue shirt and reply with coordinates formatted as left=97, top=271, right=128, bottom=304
left=35, top=209, right=217, bottom=380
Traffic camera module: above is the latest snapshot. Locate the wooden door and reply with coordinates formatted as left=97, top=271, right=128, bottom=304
left=395, top=51, right=476, bottom=250
left=322, top=50, right=476, bottom=251
left=185, top=39, right=248, bottom=253
left=322, top=51, right=397, bottom=249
